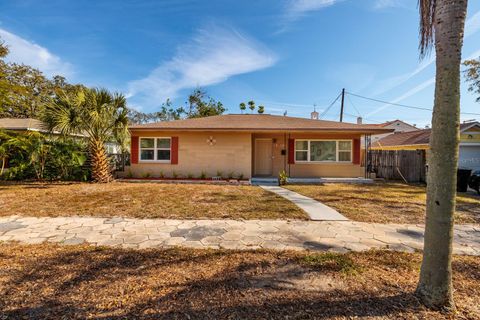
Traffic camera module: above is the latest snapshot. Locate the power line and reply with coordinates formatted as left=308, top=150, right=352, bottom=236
left=346, top=91, right=480, bottom=116
left=346, top=94, right=362, bottom=116
left=320, top=92, right=342, bottom=119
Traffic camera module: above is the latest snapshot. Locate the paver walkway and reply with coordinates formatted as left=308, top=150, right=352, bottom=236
left=261, top=185, right=348, bottom=221
left=0, top=216, right=479, bottom=255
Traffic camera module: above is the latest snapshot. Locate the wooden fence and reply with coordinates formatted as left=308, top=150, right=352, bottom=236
left=368, top=150, right=427, bottom=183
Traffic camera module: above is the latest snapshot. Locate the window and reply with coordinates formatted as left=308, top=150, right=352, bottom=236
left=139, top=138, right=171, bottom=161
left=294, top=140, right=352, bottom=163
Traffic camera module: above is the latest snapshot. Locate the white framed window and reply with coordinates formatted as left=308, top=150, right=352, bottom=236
left=294, top=140, right=352, bottom=163
left=139, top=137, right=171, bottom=162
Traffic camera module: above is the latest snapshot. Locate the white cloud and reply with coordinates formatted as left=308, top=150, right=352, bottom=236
left=366, top=48, right=480, bottom=117
left=373, top=9, right=480, bottom=97
left=373, top=0, right=402, bottom=10
left=288, top=0, right=339, bottom=15
left=0, top=28, right=73, bottom=78
left=128, top=25, right=277, bottom=109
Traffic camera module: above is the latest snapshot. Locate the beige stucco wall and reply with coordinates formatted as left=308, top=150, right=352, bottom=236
left=126, top=130, right=252, bottom=179
left=288, top=133, right=364, bottom=178
left=289, top=163, right=364, bottom=178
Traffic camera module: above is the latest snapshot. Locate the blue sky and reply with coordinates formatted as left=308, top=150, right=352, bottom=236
left=1, top=0, right=480, bottom=127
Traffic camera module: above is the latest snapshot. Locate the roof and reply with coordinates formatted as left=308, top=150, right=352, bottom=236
left=0, top=118, right=87, bottom=137
left=373, top=121, right=480, bottom=148
left=372, top=129, right=431, bottom=148
left=0, top=118, right=48, bottom=132
left=129, top=114, right=393, bottom=134
left=376, top=119, right=419, bottom=130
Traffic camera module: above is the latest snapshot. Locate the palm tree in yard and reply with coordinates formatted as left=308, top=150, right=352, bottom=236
left=416, top=0, right=468, bottom=310
left=44, top=87, right=128, bottom=183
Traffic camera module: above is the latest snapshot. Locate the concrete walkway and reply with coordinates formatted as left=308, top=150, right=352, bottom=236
left=0, top=216, right=479, bottom=255
left=260, top=185, right=348, bottom=221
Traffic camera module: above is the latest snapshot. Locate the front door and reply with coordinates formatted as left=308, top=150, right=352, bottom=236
left=255, top=139, right=273, bottom=176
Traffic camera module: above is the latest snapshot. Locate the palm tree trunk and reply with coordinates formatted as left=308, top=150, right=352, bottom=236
left=89, top=139, right=113, bottom=183
left=416, top=0, right=468, bottom=311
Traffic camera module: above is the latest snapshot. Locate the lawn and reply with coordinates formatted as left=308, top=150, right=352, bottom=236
left=0, top=243, right=478, bottom=319
left=0, top=182, right=306, bottom=220
left=285, top=183, right=480, bottom=224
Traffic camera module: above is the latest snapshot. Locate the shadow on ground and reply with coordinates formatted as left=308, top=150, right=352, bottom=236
left=0, top=244, right=478, bottom=319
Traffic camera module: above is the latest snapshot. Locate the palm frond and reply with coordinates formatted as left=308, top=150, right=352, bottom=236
left=419, top=0, right=436, bottom=58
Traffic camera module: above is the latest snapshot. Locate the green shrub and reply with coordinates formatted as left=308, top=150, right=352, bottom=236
left=1, top=131, right=90, bottom=181
left=141, top=172, right=151, bottom=178
left=199, top=171, right=207, bottom=179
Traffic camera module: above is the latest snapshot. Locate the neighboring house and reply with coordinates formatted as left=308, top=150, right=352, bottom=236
left=0, top=118, right=55, bottom=135
left=372, top=121, right=480, bottom=171
left=0, top=118, right=123, bottom=153
left=371, top=119, right=419, bottom=144
left=127, top=114, right=392, bottom=179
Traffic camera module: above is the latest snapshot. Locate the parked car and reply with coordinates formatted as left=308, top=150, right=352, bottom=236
left=468, top=170, right=480, bottom=194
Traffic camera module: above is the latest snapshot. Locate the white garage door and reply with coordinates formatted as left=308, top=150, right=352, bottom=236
left=459, top=145, right=480, bottom=170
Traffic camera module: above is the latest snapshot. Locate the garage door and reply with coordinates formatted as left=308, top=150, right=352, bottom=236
left=459, top=145, right=480, bottom=170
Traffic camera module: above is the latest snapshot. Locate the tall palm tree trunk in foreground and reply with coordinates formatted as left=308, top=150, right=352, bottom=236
left=90, top=138, right=112, bottom=183
left=416, top=0, right=468, bottom=310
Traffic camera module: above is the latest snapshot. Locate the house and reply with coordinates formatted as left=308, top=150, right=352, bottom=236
left=0, top=118, right=122, bottom=154
left=370, top=119, right=419, bottom=144
left=126, top=114, right=392, bottom=179
left=372, top=121, right=480, bottom=170
left=0, top=118, right=53, bottom=134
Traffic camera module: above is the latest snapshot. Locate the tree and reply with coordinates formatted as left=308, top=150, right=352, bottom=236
left=128, top=99, right=185, bottom=124
left=186, top=89, right=225, bottom=118
left=463, top=58, right=480, bottom=101
left=415, top=0, right=468, bottom=310
left=248, top=100, right=255, bottom=113
left=257, top=105, right=265, bottom=114
left=0, top=37, right=81, bottom=119
left=8, top=132, right=51, bottom=180
left=239, top=102, right=246, bottom=114
left=0, top=129, right=12, bottom=176
left=44, top=87, right=129, bottom=182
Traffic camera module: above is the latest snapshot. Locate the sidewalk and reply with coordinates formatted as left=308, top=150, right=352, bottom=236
left=1, top=216, right=478, bottom=255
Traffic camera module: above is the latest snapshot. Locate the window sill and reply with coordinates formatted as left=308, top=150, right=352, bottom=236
left=138, top=160, right=172, bottom=164
left=294, top=161, right=353, bottom=165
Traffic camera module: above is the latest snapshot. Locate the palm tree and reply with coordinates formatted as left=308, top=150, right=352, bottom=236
left=239, top=102, right=246, bottom=114
left=44, top=87, right=128, bottom=183
left=257, top=105, right=265, bottom=114
left=248, top=100, right=255, bottom=113
left=416, top=0, right=468, bottom=310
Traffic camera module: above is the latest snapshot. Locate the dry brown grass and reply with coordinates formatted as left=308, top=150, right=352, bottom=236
left=0, top=243, right=478, bottom=319
left=285, top=183, right=480, bottom=224
left=0, top=182, right=306, bottom=220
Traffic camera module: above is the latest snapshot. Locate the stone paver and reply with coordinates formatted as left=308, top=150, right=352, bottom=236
left=260, top=186, right=348, bottom=221
left=0, top=216, right=478, bottom=256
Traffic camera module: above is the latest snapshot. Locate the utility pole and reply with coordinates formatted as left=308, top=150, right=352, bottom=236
left=340, top=88, right=345, bottom=122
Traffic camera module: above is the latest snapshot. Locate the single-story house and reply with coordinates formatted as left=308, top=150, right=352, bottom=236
left=127, top=114, right=392, bottom=179
left=0, top=117, right=122, bottom=153
left=372, top=121, right=480, bottom=171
